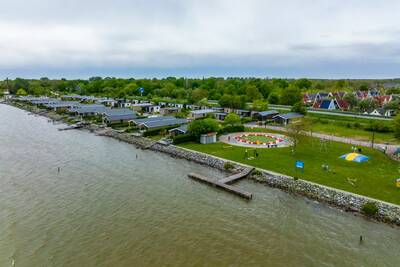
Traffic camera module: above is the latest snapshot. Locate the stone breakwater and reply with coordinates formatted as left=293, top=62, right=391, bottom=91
left=152, top=144, right=400, bottom=226
left=9, top=102, right=400, bottom=226
left=100, top=129, right=400, bottom=226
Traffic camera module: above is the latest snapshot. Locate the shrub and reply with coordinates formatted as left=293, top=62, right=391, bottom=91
left=361, top=202, right=379, bottom=216
left=189, top=118, right=220, bottom=138
left=224, top=162, right=234, bottom=170
left=241, top=117, right=253, bottom=124
left=172, top=134, right=196, bottom=144
left=143, top=126, right=174, bottom=137
left=219, top=125, right=245, bottom=134
left=252, top=169, right=262, bottom=176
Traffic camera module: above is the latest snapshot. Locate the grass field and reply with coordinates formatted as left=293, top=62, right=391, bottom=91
left=306, top=113, right=398, bottom=144
left=179, top=131, right=400, bottom=205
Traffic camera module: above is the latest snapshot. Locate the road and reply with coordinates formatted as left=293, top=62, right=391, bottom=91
left=268, top=104, right=393, bottom=121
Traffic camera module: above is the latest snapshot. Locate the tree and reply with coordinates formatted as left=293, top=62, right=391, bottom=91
left=245, top=85, right=262, bottom=101
left=267, top=93, right=280, bottom=104
left=252, top=99, right=268, bottom=111
left=291, top=101, right=307, bottom=115
left=295, top=78, right=312, bottom=90
left=224, top=113, right=241, bottom=126
left=343, top=93, right=359, bottom=110
left=286, top=119, right=308, bottom=154
left=191, top=88, right=208, bottom=103
left=189, top=118, right=220, bottom=138
left=358, top=98, right=378, bottom=112
left=393, top=114, right=400, bottom=139
left=280, top=85, right=302, bottom=105
left=16, top=88, right=27, bottom=96
left=383, top=100, right=399, bottom=111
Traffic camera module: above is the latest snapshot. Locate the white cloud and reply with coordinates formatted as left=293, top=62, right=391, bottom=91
left=0, top=0, right=400, bottom=77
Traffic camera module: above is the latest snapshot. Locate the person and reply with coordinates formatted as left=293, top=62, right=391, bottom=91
left=228, top=136, right=231, bottom=142
left=244, top=149, right=248, bottom=159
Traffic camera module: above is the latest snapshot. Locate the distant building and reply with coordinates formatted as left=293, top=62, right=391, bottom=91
left=160, top=107, right=181, bottom=116
left=103, top=108, right=137, bottom=124
left=273, top=113, right=304, bottom=125
left=189, top=109, right=216, bottom=119
left=131, top=116, right=187, bottom=130
left=214, top=112, right=228, bottom=121
left=252, top=110, right=279, bottom=121
left=168, top=124, right=188, bottom=136
left=313, top=98, right=349, bottom=111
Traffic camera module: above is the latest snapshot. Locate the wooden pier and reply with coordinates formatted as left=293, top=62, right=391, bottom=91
left=219, top=167, right=254, bottom=185
left=188, top=167, right=254, bottom=199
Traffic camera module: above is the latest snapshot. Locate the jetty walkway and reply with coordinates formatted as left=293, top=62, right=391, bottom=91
left=188, top=167, right=254, bottom=199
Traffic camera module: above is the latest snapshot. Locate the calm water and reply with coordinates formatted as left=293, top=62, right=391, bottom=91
left=0, top=104, right=399, bottom=267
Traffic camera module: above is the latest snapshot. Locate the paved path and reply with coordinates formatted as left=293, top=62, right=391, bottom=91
left=245, top=123, right=399, bottom=156
left=268, top=104, right=393, bottom=121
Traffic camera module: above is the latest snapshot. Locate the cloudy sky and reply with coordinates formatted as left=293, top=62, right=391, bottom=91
left=1, top=0, right=400, bottom=79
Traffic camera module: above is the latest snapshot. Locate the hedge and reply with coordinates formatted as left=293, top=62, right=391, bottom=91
left=172, top=134, right=196, bottom=144
left=219, top=125, right=245, bottom=134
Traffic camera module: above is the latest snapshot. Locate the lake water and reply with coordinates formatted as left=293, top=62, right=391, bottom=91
left=0, top=104, right=399, bottom=267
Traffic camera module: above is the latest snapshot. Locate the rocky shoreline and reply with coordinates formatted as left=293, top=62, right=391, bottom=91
left=7, top=102, right=400, bottom=226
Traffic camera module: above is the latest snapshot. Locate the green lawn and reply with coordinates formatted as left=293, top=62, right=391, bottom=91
left=178, top=133, right=400, bottom=205
left=310, top=123, right=398, bottom=144
left=306, top=113, right=398, bottom=144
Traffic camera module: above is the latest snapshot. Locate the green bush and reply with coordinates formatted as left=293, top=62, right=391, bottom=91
left=172, top=134, right=196, bottom=144
left=241, top=117, right=253, bottom=124
left=361, top=202, right=379, bottom=216
left=224, top=162, right=234, bottom=170
left=143, top=126, right=174, bottom=137
left=252, top=169, right=262, bottom=176
left=219, top=125, right=245, bottom=134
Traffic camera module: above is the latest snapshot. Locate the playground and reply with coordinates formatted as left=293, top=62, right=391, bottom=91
left=220, top=132, right=291, bottom=148
left=179, top=128, right=400, bottom=205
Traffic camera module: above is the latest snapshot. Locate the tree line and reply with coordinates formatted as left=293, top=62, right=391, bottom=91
left=1, top=77, right=400, bottom=109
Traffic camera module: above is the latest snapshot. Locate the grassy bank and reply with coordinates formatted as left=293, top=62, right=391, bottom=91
left=178, top=132, right=400, bottom=205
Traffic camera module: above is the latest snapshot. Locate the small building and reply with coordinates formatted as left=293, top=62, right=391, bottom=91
left=368, top=108, right=395, bottom=117
left=69, top=104, right=108, bottom=116
left=160, top=107, right=181, bottom=116
left=132, top=103, right=160, bottom=113
left=214, top=112, right=228, bottom=121
left=44, top=101, right=81, bottom=111
left=131, top=116, right=187, bottom=130
left=168, top=124, right=188, bottom=136
left=200, top=132, right=217, bottom=144
left=313, top=98, right=349, bottom=111
left=252, top=110, right=279, bottom=121
left=103, top=108, right=137, bottom=124
left=189, top=109, right=216, bottom=119
left=273, top=113, right=304, bottom=125
left=98, top=99, right=118, bottom=107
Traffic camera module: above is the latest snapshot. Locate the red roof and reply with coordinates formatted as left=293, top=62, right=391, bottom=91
left=374, top=96, right=391, bottom=105
left=336, top=99, right=349, bottom=110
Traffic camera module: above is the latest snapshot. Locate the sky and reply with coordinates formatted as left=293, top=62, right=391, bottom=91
left=1, top=0, right=400, bottom=79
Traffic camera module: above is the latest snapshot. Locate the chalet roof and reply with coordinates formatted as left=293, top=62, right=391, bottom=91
left=168, top=124, right=188, bottom=133
left=190, top=109, right=216, bottom=114
left=142, top=118, right=188, bottom=129
left=255, top=110, right=279, bottom=116
left=275, top=113, right=304, bottom=120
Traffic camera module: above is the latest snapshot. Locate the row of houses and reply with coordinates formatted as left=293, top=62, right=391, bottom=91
left=304, top=90, right=398, bottom=116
